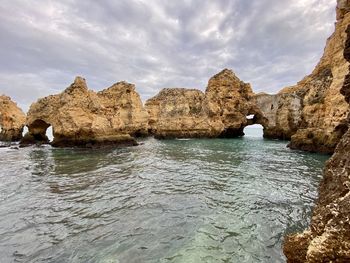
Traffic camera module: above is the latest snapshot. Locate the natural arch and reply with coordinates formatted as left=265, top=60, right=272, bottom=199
left=243, top=111, right=269, bottom=136
left=21, top=119, right=52, bottom=145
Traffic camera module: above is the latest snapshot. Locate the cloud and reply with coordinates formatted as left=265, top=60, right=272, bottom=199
left=0, top=0, right=336, bottom=111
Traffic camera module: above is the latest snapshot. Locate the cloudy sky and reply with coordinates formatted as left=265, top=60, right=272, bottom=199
left=0, top=0, right=337, bottom=111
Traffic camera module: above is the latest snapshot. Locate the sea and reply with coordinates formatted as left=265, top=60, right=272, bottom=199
left=0, top=125, right=329, bottom=262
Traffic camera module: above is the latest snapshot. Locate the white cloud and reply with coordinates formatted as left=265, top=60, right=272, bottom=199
left=0, top=0, right=337, bottom=112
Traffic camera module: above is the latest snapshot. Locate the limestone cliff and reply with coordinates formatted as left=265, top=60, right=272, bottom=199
left=145, top=88, right=214, bottom=138
left=145, top=69, right=265, bottom=138
left=282, top=2, right=350, bottom=153
left=283, top=8, right=350, bottom=262
left=0, top=95, right=26, bottom=141
left=22, top=77, right=148, bottom=147
left=204, top=69, right=265, bottom=137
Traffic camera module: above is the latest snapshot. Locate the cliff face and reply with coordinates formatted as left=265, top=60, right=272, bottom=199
left=204, top=69, right=266, bottom=137
left=145, top=88, right=214, bottom=138
left=283, top=7, right=350, bottom=262
left=282, top=3, right=350, bottom=153
left=22, top=77, right=148, bottom=147
left=0, top=95, right=26, bottom=141
left=145, top=69, right=265, bottom=138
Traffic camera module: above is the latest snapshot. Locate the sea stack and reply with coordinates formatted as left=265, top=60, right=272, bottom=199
left=21, top=77, right=148, bottom=147
left=145, top=69, right=267, bottom=139
left=0, top=95, right=26, bottom=141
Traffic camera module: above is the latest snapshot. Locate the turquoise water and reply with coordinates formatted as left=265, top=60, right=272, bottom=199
left=0, top=129, right=328, bottom=262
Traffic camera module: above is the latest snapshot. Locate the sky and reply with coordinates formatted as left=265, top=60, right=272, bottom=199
left=0, top=0, right=337, bottom=112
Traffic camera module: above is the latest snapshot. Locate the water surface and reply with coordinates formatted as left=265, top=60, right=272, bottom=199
left=0, top=130, right=328, bottom=262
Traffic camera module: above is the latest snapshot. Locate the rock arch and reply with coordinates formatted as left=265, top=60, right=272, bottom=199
left=21, top=119, right=51, bottom=145
left=21, top=77, right=148, bottom=147
left=254, top=93, right=302, bottom=140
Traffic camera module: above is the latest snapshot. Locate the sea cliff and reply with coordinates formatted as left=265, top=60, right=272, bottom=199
left=283, top=3, right=350, bottom=261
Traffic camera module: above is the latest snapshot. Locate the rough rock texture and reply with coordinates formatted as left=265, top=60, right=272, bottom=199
left=145, top=88, right=214, bottom=138
left=145, top=69, right=266, bottom=138
left=283, top=5, right=350, bottom=262
left=255, top=93, right=302, bottom=139
left=0, top=95, right=26, bottom=141
left=22, top=77, right=148, bottom=147
left=204, top=69, right=266, bottom=137
left=284, top=3, right=350, bottom=153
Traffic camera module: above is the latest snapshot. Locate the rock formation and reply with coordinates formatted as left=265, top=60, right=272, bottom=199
left=279, top=1, right=350, bottom=153
left=283, top=5, right=350, bottom=262
left=255, top=93, right=302, bottom=139
left=204, top=69, right=266, bottom=137
left=16, top=0, right=350, bottom=153
left=146, top=0, right=350, bottom=147
left=0, top=95, right=26, bottom=141
left=145, top=69, right=266, bottom=138
left=145, top=88, right=214, bottom=138
left=22, top=77, right=148, bottom=147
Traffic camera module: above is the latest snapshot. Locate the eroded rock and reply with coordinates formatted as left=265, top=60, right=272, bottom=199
left=0, top=95, right=26, bottom=141
left=284, top=5, right=350, bottom=153
left=204, top=69, right=266, bottom=137
left=22, top=77, right=148, bottom=147
left=145, top=69, right=266, bottom=138
left=255, top=93, right=302, bottom=139
left=145, top=88, right=214, bottom=138
left=283, top=5, right=350, bottom=261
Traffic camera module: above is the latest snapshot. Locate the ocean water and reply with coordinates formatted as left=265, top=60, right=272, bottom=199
left=0, top=127, right=328, bottom=263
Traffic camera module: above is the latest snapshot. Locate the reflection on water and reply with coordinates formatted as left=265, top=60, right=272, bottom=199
left=0, top=137, right=328, bottom=262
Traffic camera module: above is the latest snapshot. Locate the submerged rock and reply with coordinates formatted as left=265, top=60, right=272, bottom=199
left=283, top=3, right=350, bottom=261
left=22, top=77, right=148, bottom=147
left=0, top=95, right=26, bottom=141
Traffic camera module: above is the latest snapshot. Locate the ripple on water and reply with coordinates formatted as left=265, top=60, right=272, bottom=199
left=0, top=137, right=328, bottom=262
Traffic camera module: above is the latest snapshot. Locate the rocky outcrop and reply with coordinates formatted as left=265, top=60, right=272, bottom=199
left=145, top=88, right=214, bottom=138
left=284, top=129, right=350, bottom=262
left=255, top=93, right=302, bottom=139
left=18, top=2, right=350, bottom=152
left=204, top=69, right=266, bottom=137
left=22, top=77, right=148, bottom=147
left=145, top=69, right=266, bottom=138
left=283, top=6, right=350, bottom=262
left=0, top=95, right=26, bottom=141
left=282, top=2, right=350, bottom=153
